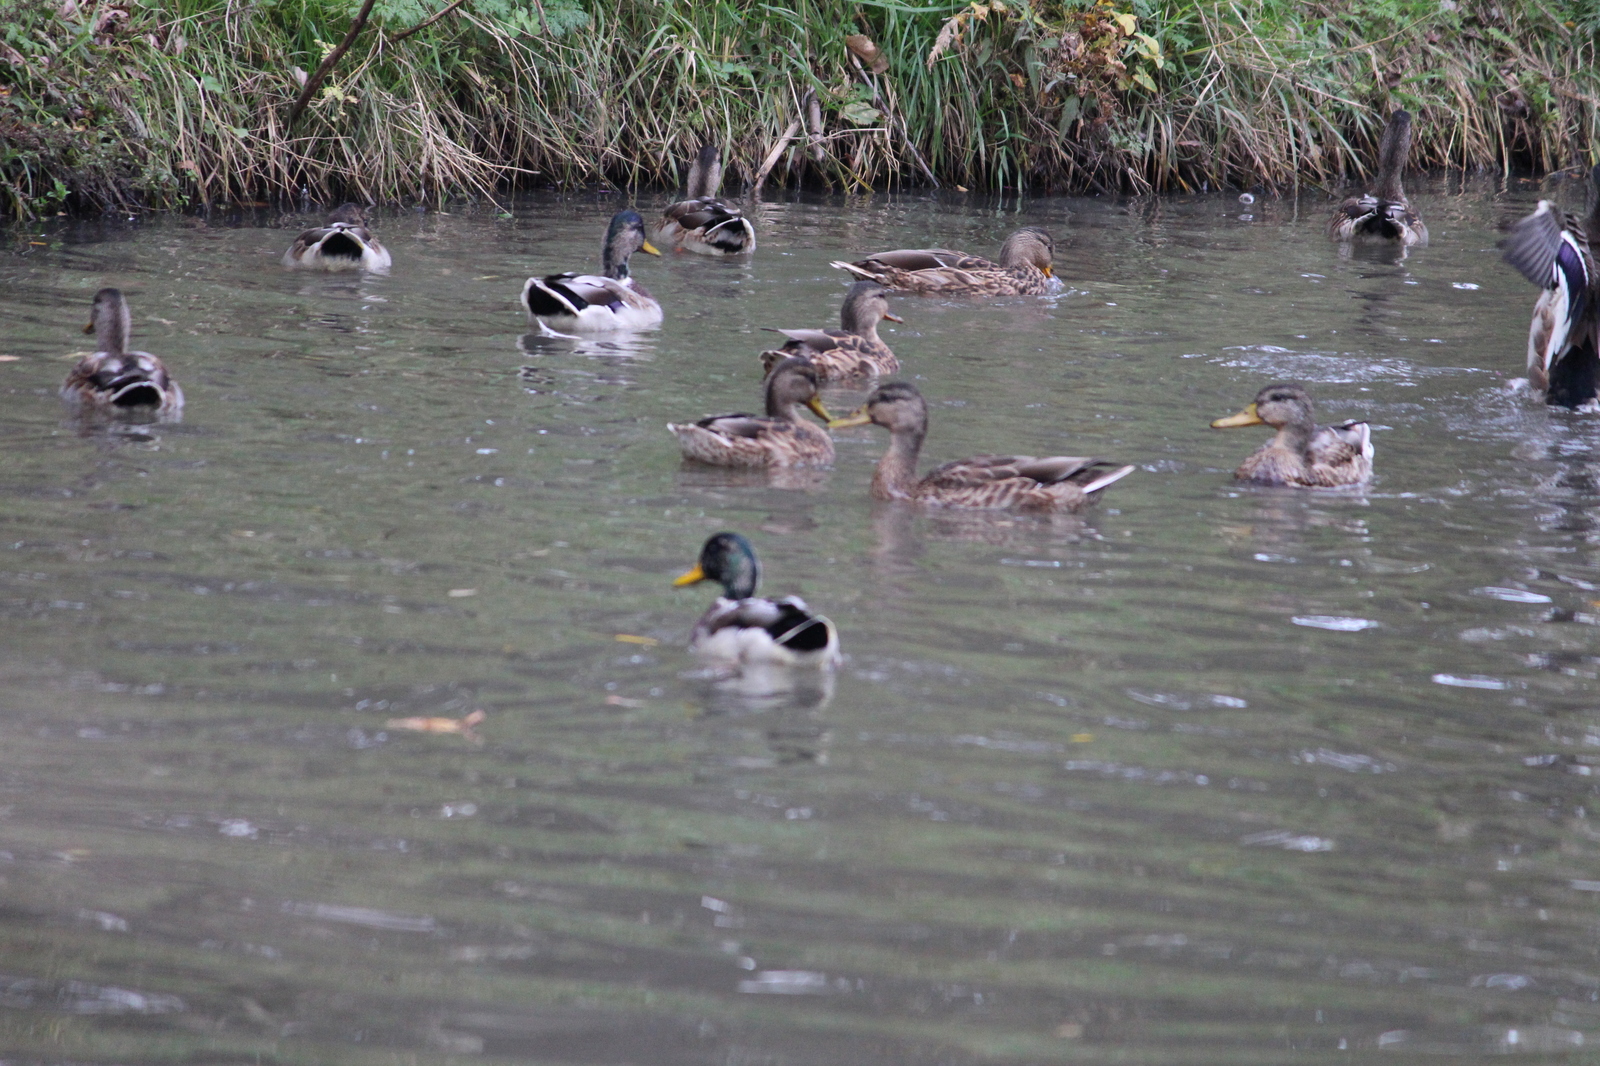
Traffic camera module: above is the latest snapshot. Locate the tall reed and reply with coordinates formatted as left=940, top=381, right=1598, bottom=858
left=2, top=0, right=1597, bottom=219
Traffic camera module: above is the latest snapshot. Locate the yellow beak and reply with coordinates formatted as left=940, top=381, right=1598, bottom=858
left=827, top=407, right=872, bottom=430
left=1211, top=403, right=1265, bottom=429
left=673, top=564, right=706, bottom=587
left=640, top=240, right=662, bottom=256
left=1042, top=264, right=1054, bottom=278
left=882, top=311, right=903, bottom=323
left=805, top=395, right=833, bottom=422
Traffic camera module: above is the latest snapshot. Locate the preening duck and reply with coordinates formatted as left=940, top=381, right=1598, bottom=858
left=522, top=209, right=663, bottom=333
left=668, top=357, right=834, bottom=468
left=61, top=288, right=184, bottom=418
left=828, top=382, right=1134, bottom=511
left=830, top=227, right=1057, bottom=296
left=1327, top=110, right=1427, bottom=246
left=1500, top=165, right=1600, bottom=409
left=656, top=145, right=755, bottom=255
left=282, top=203, right=392, bottom=272
left=758, top=281, right=901, bottom=381
left=1210, top=383, right=1373, bottom=487
left=674, top=532, right=841, bottom=669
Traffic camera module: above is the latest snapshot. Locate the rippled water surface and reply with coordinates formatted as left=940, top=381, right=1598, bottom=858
left=4, top=179, right=1600, bottom=1063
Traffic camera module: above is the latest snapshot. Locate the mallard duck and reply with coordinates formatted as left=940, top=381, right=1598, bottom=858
left=1500, top=165, right=1600, bottom=409
left=61, top=288, right=183, bottom=417
left=1327, top=110, right=1428, bottom=246
left=758, top=281, right=901, bottom=381
left=522, top=209, right=663, bottom=333
left=1211, top=383, right=1373, bottom=487
left=282, top=203, right=392, bottom=272
left=828, top=382, right=1134, bottom=510
left=674, top=532, right=841, bottom=668
left=668, top=357, right=834, bottom=467
left=656, top=145, right=755, bottom=255
left=830, top=227, right=1057, bottom=296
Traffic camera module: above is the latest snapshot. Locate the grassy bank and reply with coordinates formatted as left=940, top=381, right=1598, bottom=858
left=2, top=0, right=1598, bottom=219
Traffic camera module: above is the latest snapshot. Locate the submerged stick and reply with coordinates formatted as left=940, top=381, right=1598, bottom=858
left=286, top=0, right=379, bottom=128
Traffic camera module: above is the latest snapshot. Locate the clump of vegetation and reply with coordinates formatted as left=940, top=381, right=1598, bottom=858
left=2, top=0, right=1598, bottom=219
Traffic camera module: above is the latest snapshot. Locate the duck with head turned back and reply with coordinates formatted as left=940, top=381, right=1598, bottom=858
left=522, top=209, right=663, bottom=333
left=656, top=145, right=755, bottom=255
left=828, top=382, right=1134, bottom=511
left=1211, top=383, right=1373, bottom=487
left=758, top=281, right=902, bottom=380
left=1328, top=110, right=1427, bottom=246
left=1500, top=164, right=1600, bottom=409
left=668, top=357, right=835, bottom=467
left=831, top=227, right=1057, bottom=296
left=674, top=532, right=841, bottom=669
left=282, top=203, right=392, bottom=272
left=62, top=288, right=183, bottom=418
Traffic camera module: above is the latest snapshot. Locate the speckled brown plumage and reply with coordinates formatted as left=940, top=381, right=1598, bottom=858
left=1327, top=111, right=1427, bottom=246
left=758, top=281, right=901, bottom=381
left=830, top=227, right=1057, bottom=296
left=1211, top=383, right=1372, bottom=488
left=829, top=382, right=1134, bottom=512
left=668, top=357, right=834, bottom=467
left=62, top=288, right=183, bottom=419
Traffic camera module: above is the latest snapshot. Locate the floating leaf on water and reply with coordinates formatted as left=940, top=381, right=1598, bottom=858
left=386, top=709, right=486, bottom=740
left=604, top=694, right=645, bottom=708
left=1070, top=733, right=1094, bottom=743
left=614, top=634, right=659, bottom=646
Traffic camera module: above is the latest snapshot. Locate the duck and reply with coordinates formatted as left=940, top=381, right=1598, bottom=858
left=61, top=288, right=184, bottom=417
left=1500, top=165, right=1600, bottom=409
left=1210, top=383, right=1373, bottom=487
left=1327, top=110, right=1428, bottom=246
left=758, top=281, right=901, bottom=380
left=828, top=381, right=1134, bottom=510
left=674, top=532, right=841, bottom=668
left=656, top=145, right=755, bottom=255
left=830, top=227, right=1057, bottom=296
left=522, top=209, right=663, bottom=332
left=281, top=203, right=392, bottom=271
left=668, top=357, right=834, bottom=467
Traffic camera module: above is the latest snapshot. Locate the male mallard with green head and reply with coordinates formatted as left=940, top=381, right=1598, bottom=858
left=62, top=288, right=183, bottom=418
left=1500, top=165, right=1600, bottom=409
left=674, top=532, right=840, bottom=668
left=282, top=203, right=392, bottom=272
left=522, top=209, right=663, bottom=332
left=656, top=145, right=755, bottom=255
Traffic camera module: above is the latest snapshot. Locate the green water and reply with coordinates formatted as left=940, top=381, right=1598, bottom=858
left=1, top=180, right=1599, bottom=1063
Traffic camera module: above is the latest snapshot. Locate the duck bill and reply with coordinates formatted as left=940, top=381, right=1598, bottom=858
left=882, top=311, right=903, bottom=322
left=1042, top=264, right=1055, bottom=278
left=82, top=321, right=95, bottom=335
left=805, top=395, right=834, bottom=422
left=640, top=240, right=662, bottom=256
left=827, top=408, right=872, bottom=430
left=673, top=564, right=707, bottom=587
left=1210, top=403, right=1264, bottom=429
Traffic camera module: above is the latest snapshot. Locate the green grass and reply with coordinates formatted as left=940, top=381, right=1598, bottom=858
left=2, top=0, right=1598, bottom=218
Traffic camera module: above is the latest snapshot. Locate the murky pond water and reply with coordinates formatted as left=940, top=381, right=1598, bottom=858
left=3, top=178, right=1600, bottom=1064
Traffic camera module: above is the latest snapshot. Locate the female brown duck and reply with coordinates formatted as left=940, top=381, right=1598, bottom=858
left=62, top=288, right=183, bottom=418
left=758, top=281, right=902, bottom=380
left=1211, top=383, right=1372, bottom=487
left=828, top=382, right=1134, bottom=511
left=831, top=227, right=1057, bottom=296
left=1327, top=110, right=1427, bottom=246
left=667, top=357, right=834, bottom=467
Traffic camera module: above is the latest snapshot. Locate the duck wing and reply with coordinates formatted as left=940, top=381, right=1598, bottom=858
left=921, top=454, right=1127, bottom=489
left=525, top=273, right=648, bottom=317
left=1502, top=201, right=1573, bottom=288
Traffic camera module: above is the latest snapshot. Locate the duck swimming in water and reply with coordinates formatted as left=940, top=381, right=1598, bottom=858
left=1211, top=383, right=1372, bottom=487
left=282, top=203, right=392, bottom=272
left=1327, top=110, right=1427, bottom=246
left=831, top=227, right=1057, bottom=296
left=522, top=209, right=663, bottom=332
left=668, top=357, right=834, bottom=468
left=655, top=145, right=755, bottom=255
left=674, top=532, right=840, bottom=669
left=758, top=281, right=902, bottom=380
left=61, top=288, right=183, bottom=418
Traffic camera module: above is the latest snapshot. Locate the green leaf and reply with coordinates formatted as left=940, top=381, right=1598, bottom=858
left=199, top=73, right=226, bottom=94
left=840, top=100, right=883, bottom=126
